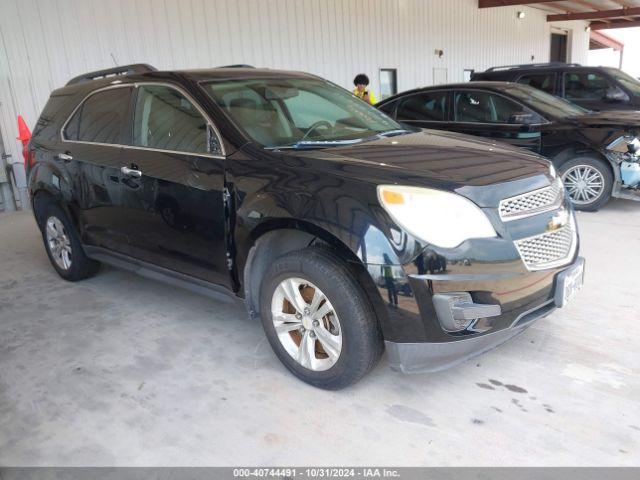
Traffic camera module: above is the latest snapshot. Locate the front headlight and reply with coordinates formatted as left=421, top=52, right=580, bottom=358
left=377, top=185, right=497, bottom=248
left=549, top=162, right=557, bottom=179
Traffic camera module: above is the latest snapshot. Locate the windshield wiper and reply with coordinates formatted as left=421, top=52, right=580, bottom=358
left=265, top=138, right=365, bottom=150
left=376, top=128, right=411, bottom=137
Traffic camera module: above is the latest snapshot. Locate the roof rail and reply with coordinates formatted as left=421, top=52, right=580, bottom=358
left=486, top=62, right=581, bottom=72
left=66, top=64, right=157, bottom=86
left=216, top=64, right=255, bottom=69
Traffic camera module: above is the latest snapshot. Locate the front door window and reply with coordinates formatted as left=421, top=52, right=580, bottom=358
left=133, top=85, right=209, bottom=154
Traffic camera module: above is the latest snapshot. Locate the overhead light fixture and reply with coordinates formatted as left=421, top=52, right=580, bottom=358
left=517, top=11, right=525, bottom=19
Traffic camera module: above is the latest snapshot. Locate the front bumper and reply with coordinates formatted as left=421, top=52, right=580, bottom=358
left=385, top=257, right=584, bottom=373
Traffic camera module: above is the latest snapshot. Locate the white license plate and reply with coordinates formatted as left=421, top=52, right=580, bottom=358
left=555, top=258, right=585, bottom=307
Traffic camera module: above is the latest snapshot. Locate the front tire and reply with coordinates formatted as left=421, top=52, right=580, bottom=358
left=560, top=156, right=613, bottom=212
left=40, top=203, right=100, bottom=281
left=259, top=247, right=383, bottom=389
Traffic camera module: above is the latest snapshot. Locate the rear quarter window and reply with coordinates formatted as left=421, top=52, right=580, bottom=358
left=64, top=87, right=132, bottom=144
left=32, top=92, right=79, bottom=142
left=377, top=100, right=398, bottom=117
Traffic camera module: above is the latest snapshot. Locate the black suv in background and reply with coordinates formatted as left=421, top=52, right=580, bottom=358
left=28, top=64, right=584, bottom=389
left=377, top=82, right=640, bottom=211
left=471, top=63, right=640, bottom=112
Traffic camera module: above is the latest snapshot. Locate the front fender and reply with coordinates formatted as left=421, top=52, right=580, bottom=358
left=228, top=151, right=433, bottom=342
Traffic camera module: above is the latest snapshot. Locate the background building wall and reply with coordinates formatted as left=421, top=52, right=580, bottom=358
left=0, top=0, right=589, bottom=208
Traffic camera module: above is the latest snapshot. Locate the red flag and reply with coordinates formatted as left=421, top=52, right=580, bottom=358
left=16, top=115, right=31, bottom=166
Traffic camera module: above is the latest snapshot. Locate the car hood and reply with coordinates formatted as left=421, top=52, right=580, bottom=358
left=322, top=129, right=549, bottom=186
left=570, top=110, right=640, bottom=130
left=287, top=129, right=553, bottom=207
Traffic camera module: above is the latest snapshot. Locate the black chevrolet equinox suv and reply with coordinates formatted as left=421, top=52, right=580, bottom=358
left=27, top=64, right=585, bottom=389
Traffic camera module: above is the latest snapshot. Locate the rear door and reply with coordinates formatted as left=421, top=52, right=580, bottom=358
left=118, top=83, right=230, bottom=288
left=61, top=86, right=133, bottom=254
left=448, top=89, right=544, bottom=153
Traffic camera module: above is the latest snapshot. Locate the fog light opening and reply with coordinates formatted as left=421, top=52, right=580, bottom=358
left=433, top=292, right=501, bottom=333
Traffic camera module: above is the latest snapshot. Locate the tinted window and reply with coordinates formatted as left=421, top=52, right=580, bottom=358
left=454, top=91, right=541, bottom=124
left=564, top=71, right=613, bottom=100
left=133, top=85, right=207, bottom=153
left=65, top=88, right=131, bottom=143
left=377, top=100, right=398, bottom=117
left=397, top=92, right=447, bottom=121
left=517, top=73, right=555, bottom=94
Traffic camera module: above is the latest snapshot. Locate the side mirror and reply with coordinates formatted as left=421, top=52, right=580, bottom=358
left=605, top=87, right=629, bottom=102
left=510, top=113, right=534, bottom=124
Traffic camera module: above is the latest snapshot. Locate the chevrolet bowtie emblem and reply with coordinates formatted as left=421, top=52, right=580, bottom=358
left=547, top=209, right=569, bottom=232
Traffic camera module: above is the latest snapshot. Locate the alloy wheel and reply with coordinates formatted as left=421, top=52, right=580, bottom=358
left=562, top=165, right=605, bottom=205
left=270, top=277, right=342, bottom=371
left=45, top=216, right=73, bottom=270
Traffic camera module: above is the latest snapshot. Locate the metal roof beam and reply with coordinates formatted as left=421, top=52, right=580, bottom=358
left=591, top=18, right=640, bottom=29
left=548, top=7, right=640, bottom=22
left=479, top=0, right=558, bottom=8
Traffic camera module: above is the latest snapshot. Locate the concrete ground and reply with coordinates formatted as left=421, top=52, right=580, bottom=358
left=0, top=201, right=638, bottom=467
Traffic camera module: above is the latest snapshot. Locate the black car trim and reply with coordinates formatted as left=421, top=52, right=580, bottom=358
left=59, top=81, right=227, bottom=158
left=83, top=245, right=244, bottom=306
left=511, top=299, right=555, bottom=328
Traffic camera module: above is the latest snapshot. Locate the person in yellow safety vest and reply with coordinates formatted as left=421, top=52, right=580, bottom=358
left=353, top=73, right=377, bottom=105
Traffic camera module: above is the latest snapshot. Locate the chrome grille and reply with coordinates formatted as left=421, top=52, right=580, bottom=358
left=514, top=221, right=576, bottom=270
left=499, top=180, right=563, bottom=221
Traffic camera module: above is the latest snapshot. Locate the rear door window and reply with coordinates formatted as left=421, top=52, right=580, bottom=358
left=132, top=85, right=208, bottom=154
left=64, top=87, right=132, bottom=144
left=517, top=73, right=556, bottom=94
left=454, top=90, right=542, bottom=124
left=396, top=91, right=447, bottom=121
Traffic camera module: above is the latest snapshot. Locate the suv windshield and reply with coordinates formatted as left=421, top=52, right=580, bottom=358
left=502, top=84, right=588, bottom=118
left=605, top=67, right=640, bottom=96
left=203, top=78, right=403, bottom=148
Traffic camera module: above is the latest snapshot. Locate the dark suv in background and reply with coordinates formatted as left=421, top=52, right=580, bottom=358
left=471, top=63, right=640, bottom=112
left=377, top=82, right=640, bottom=211
left=27, top=64, right=583, bottom=389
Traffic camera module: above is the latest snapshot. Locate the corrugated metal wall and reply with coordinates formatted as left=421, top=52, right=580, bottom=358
left=0, top=0, right=589, bottom=208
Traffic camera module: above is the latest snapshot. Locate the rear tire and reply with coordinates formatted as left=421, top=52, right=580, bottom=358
left=40, top=203, right=100, bottom=281
left=559, top=156, right=613, bottom=212
left=259, top=247, right=383, bottom=389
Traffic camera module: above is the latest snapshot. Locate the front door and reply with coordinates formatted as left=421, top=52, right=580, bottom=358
left=119, top=84, right=230, bottom=288
left=448, top=90, right=543, bottom=153
left=60, top=86, right=133, bottom=254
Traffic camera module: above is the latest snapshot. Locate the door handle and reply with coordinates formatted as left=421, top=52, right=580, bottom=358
left=121, top=166, right=142, bottom=178
left=57, top=153, right=73, bottom=162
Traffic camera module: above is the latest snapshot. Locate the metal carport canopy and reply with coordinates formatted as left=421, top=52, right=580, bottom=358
left=479, top=0, right=640, bottom=30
